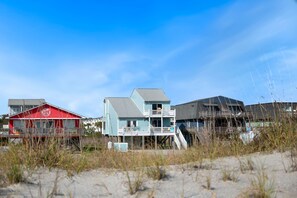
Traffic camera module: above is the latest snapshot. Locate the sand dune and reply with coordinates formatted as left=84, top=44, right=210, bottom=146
left=1, top=151, right=297, bottom=198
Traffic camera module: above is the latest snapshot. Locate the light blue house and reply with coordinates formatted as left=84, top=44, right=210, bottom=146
left=103, top=88, right=187, bottom=150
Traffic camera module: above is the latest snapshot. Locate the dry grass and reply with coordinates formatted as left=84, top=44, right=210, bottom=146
left=0, top=138, right=86, bottom=186
left=238, top=157, right=255, bottom=174
left=0, top=117, right=296, bottom=190
left=221, top=168, right=239, bottom=182
left=289, top=143, right=297, bottom=172
left=202, top=174, right=213, bottom=190
left=146, top=163, right=167, bottom=180
left=240, top=167, right=276, bottom=198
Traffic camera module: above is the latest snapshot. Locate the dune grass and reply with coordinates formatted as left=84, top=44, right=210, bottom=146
left=0, top=117, right=296, bottom=187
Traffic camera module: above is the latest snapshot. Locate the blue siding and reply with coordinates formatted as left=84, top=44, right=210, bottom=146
left=130, top=90, right=145, bottom=112
left=105, top=99, right=119, bottom=136
left=119, top=118, right=150, bottom=134
left=104, top=89, right=176, bottom=137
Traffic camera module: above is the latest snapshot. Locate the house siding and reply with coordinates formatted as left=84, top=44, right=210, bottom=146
left=131, top=90, right=145, bottom=112
left=119, top=118, right=149, bottom=134
left=104, top=99, right=119, bottom=136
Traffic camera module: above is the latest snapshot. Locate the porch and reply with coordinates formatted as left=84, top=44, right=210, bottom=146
left=143, top=109, right=175, bottom=117
left=9, top=127, right=84, bottom=138
left=118, top=126, right=175, bottom=136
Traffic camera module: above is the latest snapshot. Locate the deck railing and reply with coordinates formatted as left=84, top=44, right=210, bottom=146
left=143, top=109, right=175, bottom=117
left=118, top=126, right=175, bottom=136
left=185, top=126, right=244, bottom=134
left=197, top=111, right=252, bottom=118
left=8, top=127, right=84, bottom=137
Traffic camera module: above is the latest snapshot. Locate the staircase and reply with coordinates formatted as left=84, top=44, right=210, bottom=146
left=174, top=128, right=187, bottom=150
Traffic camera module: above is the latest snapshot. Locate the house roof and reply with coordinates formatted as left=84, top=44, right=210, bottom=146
left=134, top=88, right=170, bottom=102
left=245, top=102, right=297, bottom=121
left=8, top=99, right=46, bottom=106
left=173, top=96, right=246, bottom=120
left=9, top=102, right=84, bottom=119
left=107, top=97, right=144, bottom=118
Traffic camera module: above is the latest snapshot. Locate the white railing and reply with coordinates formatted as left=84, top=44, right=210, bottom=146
left=8, top=127, right=84, bottom=137
left=176, top=128, right=187, bottom=149
left=174, top=133, right=181, bottom=150
left=118, top=127, right=150, bottom=136
left=143, top=109, right=175, bottom=117
left=118, top=127, right=175, bottom=136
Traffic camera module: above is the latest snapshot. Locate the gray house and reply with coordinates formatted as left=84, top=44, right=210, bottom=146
left=8, top=99, right=46, bottom=116
left=245, top=102, right=297, bottom=128
left=103, top=88, right=187, bottom=150
left=173, top=96, right=250, bottom=145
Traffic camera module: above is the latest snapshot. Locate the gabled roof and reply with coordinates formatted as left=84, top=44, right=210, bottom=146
left=8, top=99, right=46, bottom=106
left=134, top=88, right=170, bottom=102
left=245, top=102, right=297, bottom=121
left=9, top=102, right=84, bottom=119
left=173, top=96, right=246, bottom=120
left=175, top=96, right=244, bottom=106
left=106, top=97, right=144, bottom=118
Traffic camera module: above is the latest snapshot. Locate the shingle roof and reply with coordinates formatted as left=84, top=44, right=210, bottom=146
left=135, top=88, right=170, bottom=102
left=107, top=97, right=144, bottom=118
left=173, top=96, right=246, bottom=120
left=8, top=99, right=46, bottom=106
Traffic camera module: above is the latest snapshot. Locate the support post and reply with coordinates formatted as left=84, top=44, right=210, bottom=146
left=142, top=136, right=144, bottom=150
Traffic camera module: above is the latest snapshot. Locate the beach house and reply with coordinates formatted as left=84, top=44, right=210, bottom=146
left=103, top=88, right=187, bottom=150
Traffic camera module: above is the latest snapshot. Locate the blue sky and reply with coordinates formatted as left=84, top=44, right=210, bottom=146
left=1, top=0, right=297, bottom=117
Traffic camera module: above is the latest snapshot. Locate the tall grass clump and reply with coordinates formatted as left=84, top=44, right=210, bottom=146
left=244, top=167, right=276, bottom=198
left=0, top=138, right=87, bottom=186
left=251, top=117, right=297, bottom=152
left=0, top=144, right=24, bottom=185
left=289, top=143, right=297, bottom=172
left=221, top=168, right=239, bottom=182
left=146, top=155, right=167, bottom=180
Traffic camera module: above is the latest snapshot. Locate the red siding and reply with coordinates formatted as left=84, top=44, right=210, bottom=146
left=10, top=104, right=81, bottom=119
left=9, top=120, right=14, bottom=135
left=55, top=120, right=63, bottom=128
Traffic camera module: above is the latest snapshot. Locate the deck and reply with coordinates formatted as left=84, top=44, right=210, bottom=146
left=118, top=127, right=175, bottom=136
left=3, top=128, right=84, bottom=139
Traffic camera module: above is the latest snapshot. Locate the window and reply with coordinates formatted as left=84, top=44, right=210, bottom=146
left=10, top=106, right=22, bottom=115
left=35, top=120, right=54, bottom=129
left=151, top=118, right=161, bottom=127
left=14, top=120, right=24, bottom=129
left=64, top=120, right=75, bottom=129
left=152, top=104, right=162, bottom=114
left=152, top=104, right=162, bottom=110
left=127, top=120, right=137, bottom=127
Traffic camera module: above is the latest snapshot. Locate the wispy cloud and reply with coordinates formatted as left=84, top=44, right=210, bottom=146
left=162, top=0, right=297, bottom=105
left=1, top=0, right=297, bottom=116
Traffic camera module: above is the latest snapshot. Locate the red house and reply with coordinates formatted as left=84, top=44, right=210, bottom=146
left=9, top=102, right=84, bottom=138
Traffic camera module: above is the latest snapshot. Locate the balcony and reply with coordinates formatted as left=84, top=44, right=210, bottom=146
left=143, top=109, right=176, bottom=117
left=118, top=126, right=175, bottom=136
left=197, top=111, right=252, bottom=118
left=8, top=127, right=84, bottom=138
